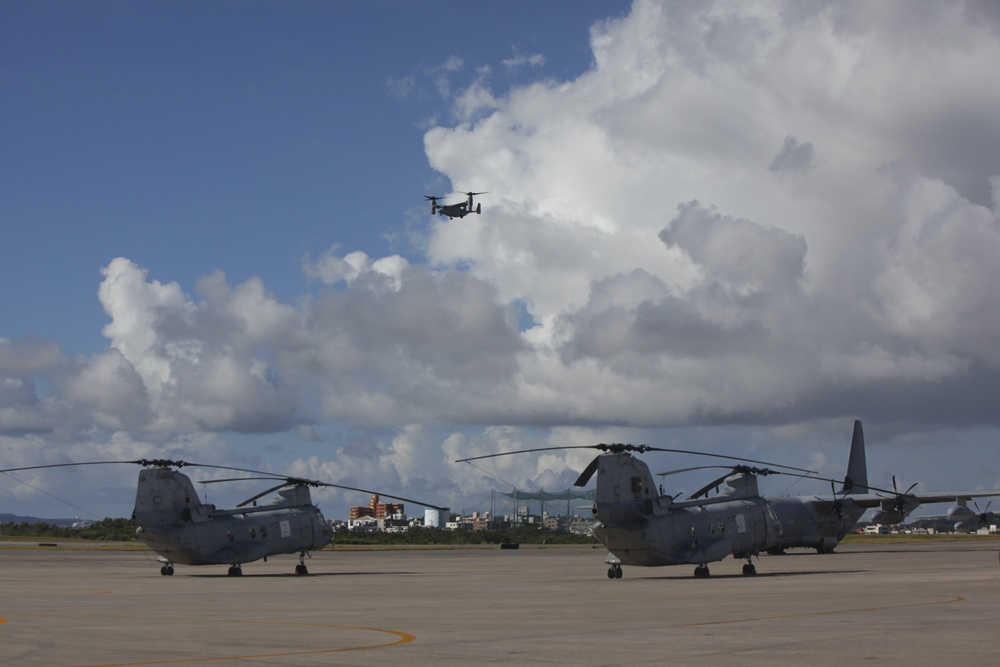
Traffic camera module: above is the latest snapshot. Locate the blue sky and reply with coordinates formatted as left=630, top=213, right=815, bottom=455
left=3, top=0, right=1000, bottom=522
left=2, top=0, right=626, bottom=353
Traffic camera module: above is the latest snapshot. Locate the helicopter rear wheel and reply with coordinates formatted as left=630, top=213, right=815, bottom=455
left=694, top=564, right=710, bottom=578
left=227, top=565, right=243, bottom=576
left=295, top=563, right=309, bottom=575
left=742, top=563, right=757, bottom=576
left=159, top=565, right=174, bottom=576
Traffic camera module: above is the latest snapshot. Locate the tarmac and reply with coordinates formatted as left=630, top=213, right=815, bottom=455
left=1, top=540, right=999, bottom=666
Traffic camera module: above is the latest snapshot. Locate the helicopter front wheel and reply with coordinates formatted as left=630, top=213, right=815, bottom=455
left=295, top=551, right=310, bottom=575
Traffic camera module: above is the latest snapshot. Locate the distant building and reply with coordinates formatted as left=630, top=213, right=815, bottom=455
left=349, top=494, right=404, bottom=521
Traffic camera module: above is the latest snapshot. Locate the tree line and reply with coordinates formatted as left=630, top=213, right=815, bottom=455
left=0, top=519, right=597, bottom=546
left=0, top=518, right=138, bottom=541
left=336, top=525, right=599, bottom=546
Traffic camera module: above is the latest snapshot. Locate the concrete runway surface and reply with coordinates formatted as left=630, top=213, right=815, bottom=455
left=1, top=541, right=999, bottom=666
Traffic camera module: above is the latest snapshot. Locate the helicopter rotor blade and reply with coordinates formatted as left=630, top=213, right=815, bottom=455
left=3, top=459, right=447, bottom=512
left=170, top=463, right=448, bottom=511
left=0, top=459, right=188, bottom=474
left=198, top=477, right=284, bottom=485
left=456, top=443, right=816, bottom=475
left=656, top=465, right=737, bottom=477
left=574, top=456, right=601, bottom=487
left=236, top=482, right=294, bottom=508
left=689, top=472, right=735, bottom=500
left=311, top=481, right=448, bottom=510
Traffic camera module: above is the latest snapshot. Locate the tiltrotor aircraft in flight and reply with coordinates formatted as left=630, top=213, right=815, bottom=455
left=0, top=459, right=446, bottom=576
left=424, top=191, right=486, bottom=218
left=459, top=420, right=1000, bottom=579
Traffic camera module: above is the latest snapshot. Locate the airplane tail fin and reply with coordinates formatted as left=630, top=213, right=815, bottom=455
left=842, top=420, right=869, bottom=494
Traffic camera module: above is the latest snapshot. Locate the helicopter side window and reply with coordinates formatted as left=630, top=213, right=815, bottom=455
left=249, top=528, right=257, bottom=539
left=631, top=476, right=643, bottom=496
left=226, top=530, right=234, bottom=542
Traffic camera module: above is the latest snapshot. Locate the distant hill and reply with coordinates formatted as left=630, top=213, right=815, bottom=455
left=0, top=513, right=93, bottom=528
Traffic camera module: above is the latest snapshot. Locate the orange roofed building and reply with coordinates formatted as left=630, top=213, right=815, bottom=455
left=349, top=494, right=404, bottom=521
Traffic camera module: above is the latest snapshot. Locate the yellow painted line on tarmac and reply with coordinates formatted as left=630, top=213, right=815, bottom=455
left=677, top=594, right=965, bottom=627
left=0, top=613, right=413, bottom=666
left=76, top=624, right=415, bottom=667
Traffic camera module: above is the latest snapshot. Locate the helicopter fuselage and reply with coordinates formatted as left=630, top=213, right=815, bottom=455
left=588, top=451, right=877, bottom=569
left=132, top=467, right=333, bottom=567
left=136, top=504, right=332, bottom=566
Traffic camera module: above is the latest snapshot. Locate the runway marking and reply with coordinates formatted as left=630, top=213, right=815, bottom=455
left=0, top=618, right=7, bottom=625
left=676, top=594, right=965, bottom=627
left=74, top=623, right=415, bottom=666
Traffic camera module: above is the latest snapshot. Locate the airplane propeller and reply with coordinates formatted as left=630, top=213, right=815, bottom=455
left=882, top=475, right=919, bottom=514
left=814, top=480, right=857, bottom=522
left=974, top=500, right=994, bottom=527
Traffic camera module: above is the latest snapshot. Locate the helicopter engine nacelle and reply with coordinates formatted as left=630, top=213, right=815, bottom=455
left=946, top=505, right=975, bottom=522
left=870, top=509, right=902, bottom=525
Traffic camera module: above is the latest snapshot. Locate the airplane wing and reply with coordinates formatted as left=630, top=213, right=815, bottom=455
left=843, top=491, right=1000, bottom=507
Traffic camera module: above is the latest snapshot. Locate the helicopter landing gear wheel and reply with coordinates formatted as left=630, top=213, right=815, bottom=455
left=227, top=565, right=243, bottom=576
left=694, top=564, right=710, bottom=578
left=606, top=564, right=623, bottom=579
left=159, top=565, right=174, bottom=576
left=295, top=551, right=309, bottom=575
left=742, top=562, right=757, bottom=576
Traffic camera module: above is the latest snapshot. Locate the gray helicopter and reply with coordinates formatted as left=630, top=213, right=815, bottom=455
left=0, top=459, right=446, bottom=576
left=459, top=420, right=1000, bottom=579
left=425, top=191, right=486, bottom=218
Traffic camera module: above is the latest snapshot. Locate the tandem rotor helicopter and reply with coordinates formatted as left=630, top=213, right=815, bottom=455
left=458, top=420, right=1000, bottom=579
left=424, top=191, right=487, bottom=218
left=0, top=459, right=446, bottom=576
